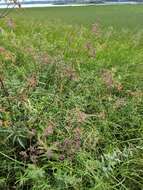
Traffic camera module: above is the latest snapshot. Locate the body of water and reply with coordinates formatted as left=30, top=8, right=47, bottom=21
left=0, top=1, right=139, bottom=8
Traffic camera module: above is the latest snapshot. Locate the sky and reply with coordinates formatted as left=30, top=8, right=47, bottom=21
left=0, top=0, right=57, bottom=5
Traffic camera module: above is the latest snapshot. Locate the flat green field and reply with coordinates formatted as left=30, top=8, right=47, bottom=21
left=0, top=5, right=143, bottom=190
left=12, top=5, right=143, bottom=29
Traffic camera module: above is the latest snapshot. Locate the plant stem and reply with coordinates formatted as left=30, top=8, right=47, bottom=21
left=0, top=77, right=14, bottom=126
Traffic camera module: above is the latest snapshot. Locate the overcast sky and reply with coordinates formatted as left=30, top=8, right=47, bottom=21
left=0, top=0, right=56, bottom=2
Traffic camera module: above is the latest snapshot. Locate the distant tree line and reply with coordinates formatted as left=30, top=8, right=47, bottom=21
left=52, top=0, right=143, bottom=4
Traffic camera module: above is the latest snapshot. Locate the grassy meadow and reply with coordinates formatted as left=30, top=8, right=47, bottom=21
left=12, top=5, right=143, bottom=29
left=0, top=5, right=143, bottom=190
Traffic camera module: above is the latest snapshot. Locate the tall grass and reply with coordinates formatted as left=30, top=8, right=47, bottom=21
left=0, top=10, right=143, bottom=189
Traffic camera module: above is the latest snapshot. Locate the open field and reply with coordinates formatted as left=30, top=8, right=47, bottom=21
left=11, top=5, right=143, bottom=29
left=0, top=5, right=143, bottom=190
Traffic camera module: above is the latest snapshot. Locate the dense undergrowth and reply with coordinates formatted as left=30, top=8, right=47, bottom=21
left=0, top=17, right=143, bottom=190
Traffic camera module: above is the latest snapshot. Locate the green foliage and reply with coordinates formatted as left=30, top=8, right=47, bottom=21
left=0, top=6, right=143, bottom=190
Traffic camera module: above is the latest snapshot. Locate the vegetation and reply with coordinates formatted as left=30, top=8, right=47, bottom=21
left=0, top=5, right=143, bottom=190
left=11, top=5, right=143, bottom=29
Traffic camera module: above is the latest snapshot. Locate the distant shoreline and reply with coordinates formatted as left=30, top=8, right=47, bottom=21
left=0, top=1, right=141, bottom=9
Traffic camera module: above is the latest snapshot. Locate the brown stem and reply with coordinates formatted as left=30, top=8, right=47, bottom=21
left=0, top=77, right=14, bottom=126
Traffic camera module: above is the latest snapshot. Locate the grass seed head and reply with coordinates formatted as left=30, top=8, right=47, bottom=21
left=101, top=69, right=114, bottom=88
